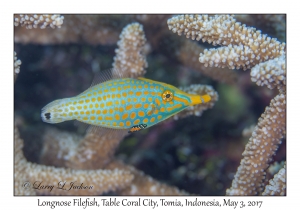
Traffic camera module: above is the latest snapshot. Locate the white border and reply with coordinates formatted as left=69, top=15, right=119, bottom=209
left=4, top=0, right=296, bottom=209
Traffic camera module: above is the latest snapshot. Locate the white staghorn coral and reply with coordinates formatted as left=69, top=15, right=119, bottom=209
left=226, top=93, right=286, bottom=195
left=251, top=54, right=286, bottom=92
left=14, top=14, right=64, bottom=29
left=168, top=15, right=286, bottom=70
left=262, top=163, right=286, bottom=195
left=14, top=51, right=21, bottom=82
left=113, top=22, right=148, bottom=78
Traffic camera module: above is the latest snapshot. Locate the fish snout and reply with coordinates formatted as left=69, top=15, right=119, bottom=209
left=190, top=94, right=211, bottom=105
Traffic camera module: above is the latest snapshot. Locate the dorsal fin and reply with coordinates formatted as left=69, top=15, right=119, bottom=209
left=75, top=119, right=129, bottom=139
left=90, top=68, right=126, bottom=88
left=77, top=68, right=127, bottom=97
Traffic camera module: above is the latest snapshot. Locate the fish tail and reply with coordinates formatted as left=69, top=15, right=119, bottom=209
left=41, top=99, right=68, bottom=124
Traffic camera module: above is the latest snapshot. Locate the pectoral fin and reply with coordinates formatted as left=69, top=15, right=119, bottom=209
left=146, top=103, right=158, bottom=116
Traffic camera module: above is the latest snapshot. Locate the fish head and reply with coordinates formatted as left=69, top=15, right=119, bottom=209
left=160, top=84, right=211, bottom=116
left=137, top=78, right=212, bottom=120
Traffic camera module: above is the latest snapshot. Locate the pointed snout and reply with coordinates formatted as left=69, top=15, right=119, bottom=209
left=189, top=94, right=211, bottom=105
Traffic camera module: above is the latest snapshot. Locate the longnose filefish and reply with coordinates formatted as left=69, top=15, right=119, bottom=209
left=41, top=69, right=211, bottom=133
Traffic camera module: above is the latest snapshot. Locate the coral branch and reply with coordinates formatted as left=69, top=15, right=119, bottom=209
left=168, top=15, right=286, bottom=70
left=14, top=14, right=64, bottom=29
left=262, top=163, right=286, bottom=195
left=41, top=127, right=127, bottom=170
left=113, top=22, right=148, bottom=78
left=14, top=51, right=21, bottom=83
left=14, top=126, right=36, bottom=195
left=14, top=126, right=133, bottom=195
left=14, top=15, right=127, bottom=45
left=226, top=93, right=286, bottom=195
left=66, top=129, right=128, bottom=169
left=235, top=15, right=286, bottom=42
left=39, top=127, right=188, bottom=195
left=250, top=54, right=286, bottom=93
left=28, top=165, right=133, bottom=196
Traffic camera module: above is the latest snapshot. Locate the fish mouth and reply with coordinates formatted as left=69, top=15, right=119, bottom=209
left=190, top=94, right=211, bottom=105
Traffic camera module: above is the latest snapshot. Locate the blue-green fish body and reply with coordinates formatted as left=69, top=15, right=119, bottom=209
left=41, top=75, right=211, bottom=132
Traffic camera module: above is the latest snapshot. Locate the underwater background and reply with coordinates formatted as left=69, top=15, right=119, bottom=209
left=14, top=14, right=286, bottom=195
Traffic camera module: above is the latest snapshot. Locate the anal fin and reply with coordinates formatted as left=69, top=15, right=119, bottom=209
left=86, top=125, right=129, bottom=140
left=74, top=120, right=90, bottom=133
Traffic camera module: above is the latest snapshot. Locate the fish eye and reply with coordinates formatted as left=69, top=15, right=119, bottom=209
left=162, top=90, right=173, bottom=102
left=45, top=113, right=51, bottom=120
